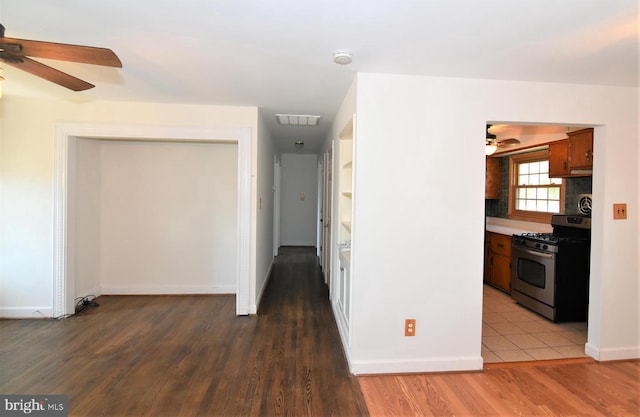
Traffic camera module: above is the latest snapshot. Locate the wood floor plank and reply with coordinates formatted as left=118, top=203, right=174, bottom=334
left=360, top=361, right=640, bottom=417
left=0, top=247, right=369, bottom=417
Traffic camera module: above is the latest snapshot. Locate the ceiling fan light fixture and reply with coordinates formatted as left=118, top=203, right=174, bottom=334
left=485, top=144, right=498, bottom=156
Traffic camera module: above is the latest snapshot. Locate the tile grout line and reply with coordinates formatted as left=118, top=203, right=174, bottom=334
left=481, top=285, right=587, bottom=363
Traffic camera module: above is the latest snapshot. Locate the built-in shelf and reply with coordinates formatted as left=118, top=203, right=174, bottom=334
left=339, top=116, right=354, bottom=244
left=335, top=115, right=355, bottom=342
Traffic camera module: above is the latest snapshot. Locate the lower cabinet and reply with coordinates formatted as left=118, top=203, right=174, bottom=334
left=484, top=232, right=512, bottom=293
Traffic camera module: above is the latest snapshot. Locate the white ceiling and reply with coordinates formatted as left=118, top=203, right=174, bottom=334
left=1, top=0, right=638, bottom=153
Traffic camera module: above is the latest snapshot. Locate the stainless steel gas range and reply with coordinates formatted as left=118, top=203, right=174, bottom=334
left=511, top=215, right=591, bottom=322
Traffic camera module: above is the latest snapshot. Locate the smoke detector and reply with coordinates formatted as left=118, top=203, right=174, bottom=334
left=333, top=50, right=353, bottom=65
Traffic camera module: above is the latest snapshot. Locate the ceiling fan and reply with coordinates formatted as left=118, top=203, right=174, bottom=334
left=0, top=23, right=122, bottom=91
left=485, top=124, right=520, bottom=155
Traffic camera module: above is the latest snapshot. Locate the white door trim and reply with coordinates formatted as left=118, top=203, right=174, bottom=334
left=53, top=123, right=252, bottom=316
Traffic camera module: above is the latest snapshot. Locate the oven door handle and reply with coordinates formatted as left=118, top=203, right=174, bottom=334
left=524, top=249, right=554, bottom=258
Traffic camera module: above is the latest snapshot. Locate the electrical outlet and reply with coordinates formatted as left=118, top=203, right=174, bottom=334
left=404, top=319, right=416, bottom=336
left=613, top=203, right=627, bottom=220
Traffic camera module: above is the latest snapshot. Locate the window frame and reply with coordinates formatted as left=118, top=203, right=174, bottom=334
left=508, top=150, right=564, bottom=223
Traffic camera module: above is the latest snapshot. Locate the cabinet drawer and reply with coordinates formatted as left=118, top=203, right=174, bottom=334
left=491, top=233, right=512, bottom=256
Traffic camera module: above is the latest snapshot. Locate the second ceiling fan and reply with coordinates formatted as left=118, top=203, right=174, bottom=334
left=486, top=124, right=520, bottom=155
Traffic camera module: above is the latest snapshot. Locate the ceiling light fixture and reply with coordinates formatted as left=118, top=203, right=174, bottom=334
left=485, top=143, right=498, bottom=156
left=294, top=141, right=304, bottom=152
left=485, top=124, right=497, bottom=155
left=333, top=50, right=353, bottom=65
left=275, top=114, right=321, bottom=126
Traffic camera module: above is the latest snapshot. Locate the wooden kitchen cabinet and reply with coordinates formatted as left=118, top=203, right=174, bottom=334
left=485, top=157, right=500, bottom=199
left=549, top=139, right=569, bottom=177
left=567, top=128, right=594, bottom=171
left=484, top=232, right=512, bottom=293
left=549, top=128, right=593, bottom=177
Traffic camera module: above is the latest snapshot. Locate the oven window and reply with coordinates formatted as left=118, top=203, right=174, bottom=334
left=517, top=258, right=546, bottom=288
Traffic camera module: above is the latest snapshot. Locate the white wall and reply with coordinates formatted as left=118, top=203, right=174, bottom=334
left=347, top=73, right=638, bottom=374
left=74, top=139, right=102, bottom=297
left=0, top=97, right=259, bottom=317
left=76, top=140, right=238, bottom=294
left=254, top=109, right=277, bottom=312
left=279, top=153, right=318, bottom=246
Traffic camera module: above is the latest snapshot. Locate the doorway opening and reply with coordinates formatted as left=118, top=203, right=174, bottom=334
left=483, top=122, right=593, bottom=364
left=53, top=123, right=252, bottom=317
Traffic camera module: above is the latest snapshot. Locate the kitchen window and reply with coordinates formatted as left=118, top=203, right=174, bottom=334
left=508, top=150, right=564, bottom=223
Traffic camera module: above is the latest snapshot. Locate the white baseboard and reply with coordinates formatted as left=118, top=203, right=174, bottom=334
left=250, top=261, right=274, bottom=314
left=350, top=355, right=484, bottom=375
left=0, top=307, right=53, bottom=319
left=75, top=287, right=102, bottom=299
left=101, top=285, right=235, bottom=295
left=1, top=286, right=236, bottom=318
left=585, top=343, right=640, bottom=361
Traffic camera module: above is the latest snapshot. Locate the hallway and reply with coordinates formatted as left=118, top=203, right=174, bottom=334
left=0, top=246, right=369, bottom=417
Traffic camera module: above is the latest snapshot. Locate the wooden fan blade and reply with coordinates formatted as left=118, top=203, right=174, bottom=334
left=3, top=56, right=95, bottom=91
left=1, top=36, right=122, bottom=67
left=498, top=138, right=521, bottom=145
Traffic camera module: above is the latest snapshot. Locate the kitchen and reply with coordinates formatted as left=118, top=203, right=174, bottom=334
left=483, top=124, right=593, bottom=363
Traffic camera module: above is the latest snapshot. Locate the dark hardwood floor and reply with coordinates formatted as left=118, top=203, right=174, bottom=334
left=5, top=247, right=638, bottom=417
left=0, top=247, right=369, bottom=417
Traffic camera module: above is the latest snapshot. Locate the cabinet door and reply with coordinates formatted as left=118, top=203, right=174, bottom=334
left=485, top=157, right=500, bottom=199
left=491, top=233, right=511, bottom=257
left=484, top=236, right=492, bottom=281
left=549, top=139, right=569, bottom=177
left=491, top=254, right=511, bottom=293
left=568, top=129, right=594, bottom=170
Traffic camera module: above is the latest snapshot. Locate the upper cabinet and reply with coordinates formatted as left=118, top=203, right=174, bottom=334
left=485, top=156, right=500, bottom=199
left=567, top=128, right=594, bottom=171
left=549, top=139, right=569, bottom=177
left=549, top=128, right=593, bottom=177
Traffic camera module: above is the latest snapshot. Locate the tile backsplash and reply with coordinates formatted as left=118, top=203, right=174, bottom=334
left=485, top=156, right=592, bottom=218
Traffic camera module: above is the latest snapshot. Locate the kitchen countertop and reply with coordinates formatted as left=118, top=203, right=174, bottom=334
left=486, top=216, right=552, bottom=236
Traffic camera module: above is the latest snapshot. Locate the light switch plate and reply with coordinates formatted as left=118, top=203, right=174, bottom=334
left=613, top=203, right=627, bottom=219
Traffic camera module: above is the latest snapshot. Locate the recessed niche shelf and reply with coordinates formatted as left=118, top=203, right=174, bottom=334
left=339, top=116, right=355, bottom=243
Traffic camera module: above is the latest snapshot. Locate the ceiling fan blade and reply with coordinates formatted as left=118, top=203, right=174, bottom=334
left=3, top=56, right=95, bottom=91
left=1, top=36, right=122, bottom=67
left=498, top=138, right=521, bottom=145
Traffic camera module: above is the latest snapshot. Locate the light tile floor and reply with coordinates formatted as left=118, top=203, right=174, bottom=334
left=482, top=285, right=588, bottom=363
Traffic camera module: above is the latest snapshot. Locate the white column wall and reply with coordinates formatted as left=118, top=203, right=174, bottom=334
left=348, top=73, right=638, bottom=373
left=254, top=109, right=277, bottom=313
